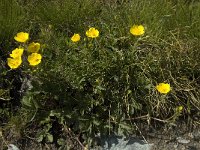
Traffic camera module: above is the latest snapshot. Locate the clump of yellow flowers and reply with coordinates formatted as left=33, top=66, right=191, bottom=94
left=7, top=32, right=42, bottom=69
left=70, top=27, right=99, bottom=43
left=156, top=83, right=171, bottom=94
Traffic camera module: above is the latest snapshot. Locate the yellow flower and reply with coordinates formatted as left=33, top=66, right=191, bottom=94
left=71, top=33, right=81, bottom=42
left=10, top=48, right=24, bottom=58
left=27, top=53, right=42, bottom=66
left=28, top=42, right=41, bottom=53
left=130, top=25, right=145, bottom=36
left=176, top=106, right=183, bottom=112
left=14, top=32, right=29, bottom=43
left=7, top=57, right=22, bottom=69
left=86, top=27, right=99, bottom=38
left=156, top=83, right=171, bottom=94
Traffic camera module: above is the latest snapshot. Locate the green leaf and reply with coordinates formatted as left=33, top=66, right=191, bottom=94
left=119, top=122, right=131, bottom=131
left=93, top=119, right=100, bottom=126
left=46, top=133, right=53, bottom=143
left=22, top=96, right=33, bottom=108
left=127, top=90, right=132, bottom=95
left=37, top=134, right=44, bottom=142
left=96, top=85, right=106, bottom=91
left=57, top=138, right=65, bottom=146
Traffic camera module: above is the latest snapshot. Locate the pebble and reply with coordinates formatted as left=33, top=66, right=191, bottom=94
left=7, top=144, right=20, bottom=150
left=176, top=137, right=190, bottom=144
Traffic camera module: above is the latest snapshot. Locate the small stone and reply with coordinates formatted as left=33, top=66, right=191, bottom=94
left=176, top=137, right=190, bottom=144
left=7, top=144, right=20, bottom=150
left=188, top=133, right=194, bottom=139
left=173, top=144, right=178, bottom=148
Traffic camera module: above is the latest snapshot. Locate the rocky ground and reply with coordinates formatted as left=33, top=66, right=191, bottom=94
left=93, top=121, right=200, bottom=150
left=1, top=121, right=200, bottom=150
left=146, top=122, right=200, bottom=150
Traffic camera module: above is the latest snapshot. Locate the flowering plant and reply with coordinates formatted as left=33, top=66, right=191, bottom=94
left=7, top=32, right=43, bottom=69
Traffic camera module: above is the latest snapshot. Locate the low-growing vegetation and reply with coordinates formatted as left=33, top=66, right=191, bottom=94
left=0, top=0, right=200, bottom=149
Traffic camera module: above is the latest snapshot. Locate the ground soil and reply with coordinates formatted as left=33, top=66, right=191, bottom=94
left=1, top=120, right=200, bottom=150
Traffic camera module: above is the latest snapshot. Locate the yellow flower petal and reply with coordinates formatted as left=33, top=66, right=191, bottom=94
left=27, top=53, right=42, bottom=66
left=28, top=42, right=41, bottom=53
left=130, top=25, right=145, bottom=36
left=156, top=83, right=171, bottom=94
left=86, top=27, right=99, bottom=38
left=14, top=32, right=29, bottom=43
left=71, top=33, right=81, bottom=42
